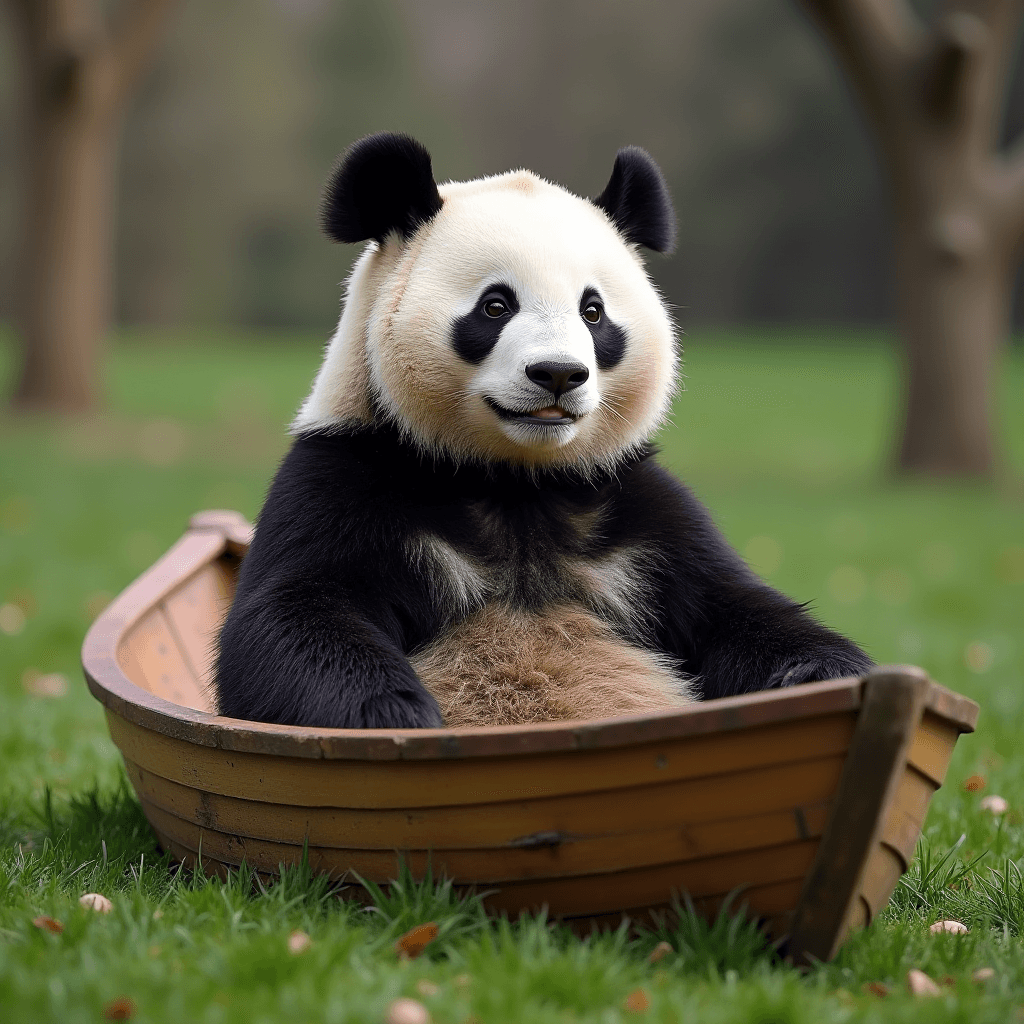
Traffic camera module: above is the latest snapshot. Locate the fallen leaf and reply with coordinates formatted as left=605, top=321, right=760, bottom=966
left=973, top=967, right=996, bottom=983
left=21, top=670, right=67, bottom=698
left=963, top=774, right=986, bottom=792
left=288, top=930, right=311, bottom=954
left=32, top=915, right=63, bottom=934
left=0, top=603, right=26, bottom=635
left=415, top=979, right=439, bottom=997
left=981, top=795, right=1009, bottom=815
left=384, top=997, right=431, bottom=1024
left=863, top=981, right=889, bottom=998
left=623, top=988, right=650, bottom=1013
left=930, top=920, right=968, bottom=935
left=79, top=892, right=113, bottom=914
left=907, top=969, right=941, bottom=997
left=104, top=996, right=136, bottom=1020
left=452, top=973, right=472, bottom=989
left=152, top=909, right=164, bottom=920
left=648, top=940, right=673, bottom=964
left=395, top=922, right=439, bottom=959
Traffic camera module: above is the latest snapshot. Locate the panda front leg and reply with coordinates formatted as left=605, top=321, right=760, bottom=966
left=680, top=581, right=875, bottom=700
left=216, top=580, right=444, bottom=729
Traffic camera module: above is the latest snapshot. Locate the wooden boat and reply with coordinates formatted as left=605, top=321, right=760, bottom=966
left=82, top=510, right=978, bottom=963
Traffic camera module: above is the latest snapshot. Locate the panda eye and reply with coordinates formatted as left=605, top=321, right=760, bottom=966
left=483, top=298, right=508, bottom=318
left=582, top=302, right=602, bottom=325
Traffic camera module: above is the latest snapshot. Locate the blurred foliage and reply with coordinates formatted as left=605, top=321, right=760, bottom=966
left=0, top=0, right=1023, bottom=333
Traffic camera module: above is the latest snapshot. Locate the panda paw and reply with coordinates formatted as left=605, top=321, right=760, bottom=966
left=769, top=652, right=873, bottom=690
left=345, top=687, right=445, bottom=729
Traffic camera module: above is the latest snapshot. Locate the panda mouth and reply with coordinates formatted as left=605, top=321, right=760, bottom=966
left=485, top=398, right=578, bottom=426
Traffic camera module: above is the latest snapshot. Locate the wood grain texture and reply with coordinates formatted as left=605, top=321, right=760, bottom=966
left=125, top=758, right=836, bottom=852
left=786, top=667, right=959, bottom=965
left=108, top=709, right=853, bottom=810
left=161, top=563, right=232, bottom=700
left=117, top=607, right=207, bottom=712
left=138, top=798, right=831, bottom=884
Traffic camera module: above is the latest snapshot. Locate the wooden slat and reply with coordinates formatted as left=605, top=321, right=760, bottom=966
left=108, top=710, right=855, bottom=809
left=139, top=794, right=832, bottom=885
left=841, top=894, right=870, bottom=934
left=151, top=826, right=808, bottom=934
left=879, top=767, right=937, bottom=868
left=787, top=668, right=930, bottom=965
left=152, top=806, right=817, bottom=921
left=125, top=756, right=839, bottom=850
left=116, top=607, right=207, bottom=712
left=161, top=563, right=232, bottom=699
left=699, top=878, right=807, bottom=921
left=481, top=841, right=820, bottom=918
left=857, top=844, right=905, bottom=923
left=906, top=711, right=960, bottom=786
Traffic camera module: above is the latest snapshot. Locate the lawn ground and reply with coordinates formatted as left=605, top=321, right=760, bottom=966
left=1, top=329, right=1023, bottom=1022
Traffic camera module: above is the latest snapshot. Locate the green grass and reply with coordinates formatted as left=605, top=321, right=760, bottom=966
left=1, top=328, right=1023, bottom=1022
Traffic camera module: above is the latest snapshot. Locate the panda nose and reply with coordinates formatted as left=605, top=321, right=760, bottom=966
left=525, top=361, right=590, bottom=398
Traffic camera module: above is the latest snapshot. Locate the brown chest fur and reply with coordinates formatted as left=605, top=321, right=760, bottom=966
left=411, top=603, right=693, bottom=727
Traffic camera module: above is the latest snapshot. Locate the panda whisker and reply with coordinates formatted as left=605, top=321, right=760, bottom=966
left=598, top=396, right=632, bottom=427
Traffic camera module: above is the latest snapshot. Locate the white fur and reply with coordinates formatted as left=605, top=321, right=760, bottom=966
left=404, top=534, right=487, bottom=618
left=576, top=545, right=661, bottom=636
left=293, top=169, right=678, bottom=474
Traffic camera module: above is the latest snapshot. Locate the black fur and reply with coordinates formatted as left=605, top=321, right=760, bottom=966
left=592, top=147, right=677, bottom=254
left=452, top=284, right=520, bottom=364
left=321, top=132, right=443, bottom=244
left=217, top=424, right=872, bottom=728
left=581, top=289, right=627, bottom=370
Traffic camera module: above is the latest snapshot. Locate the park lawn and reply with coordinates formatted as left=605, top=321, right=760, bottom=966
left=0, top=328, right=1022, bottom=1023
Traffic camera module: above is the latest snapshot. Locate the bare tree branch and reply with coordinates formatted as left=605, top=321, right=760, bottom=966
left=921, top=1, right=1024, bottom=149
left=799, top=0, right=925, bottom=121
left=919, top=11, right=986, bottom=124
left=107, top=0, right=177, bottom=108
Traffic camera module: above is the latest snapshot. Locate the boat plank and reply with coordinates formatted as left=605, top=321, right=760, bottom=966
left=787, top=669, right=930, bottom=965
left=481, top=841, right=820, bottom=918
left=161, top=564, right=232, bottom=697
left=108, top=710, right=855, bottom=809
left=125, top=757, right=840, bottom=848
left=155, top=808, right=817, bottom=919
left=879, top=767, right=937, bottom=867
left=116, top=608, right=207, bottom=712
left=906, top=711, right=960, bottom=786
left=858, top=844, right=905, bottom=923
left=140, top=795, right=832, bottom=883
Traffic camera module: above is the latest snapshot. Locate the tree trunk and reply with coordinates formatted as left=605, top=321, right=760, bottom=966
left=895, top=213, right=1009, bottom=476
left=8, top=0, right=176, bottom=413
left=15, top=59, right=118, bottom=410
left=797, top=0, right=1024, bottom=480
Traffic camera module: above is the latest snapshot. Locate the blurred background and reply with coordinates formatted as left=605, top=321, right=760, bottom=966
left=0, top=0, right=1021, bottom=805
left=2, top=0, right=1024, bottom=334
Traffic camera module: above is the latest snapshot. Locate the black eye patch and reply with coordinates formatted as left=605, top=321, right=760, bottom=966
left=452, top=283, right=520, bottom=364
left=580, top=289, right=626, bottom=370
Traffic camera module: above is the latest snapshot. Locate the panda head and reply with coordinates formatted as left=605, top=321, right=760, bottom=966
left=293, top=132, right=679, bottom=475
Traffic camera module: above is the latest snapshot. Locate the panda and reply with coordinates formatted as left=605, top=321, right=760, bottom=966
left=215, top=132, right=872, bottom=730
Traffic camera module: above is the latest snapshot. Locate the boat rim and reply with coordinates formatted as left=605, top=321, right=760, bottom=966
left=82, top=510, right=979, bottom=762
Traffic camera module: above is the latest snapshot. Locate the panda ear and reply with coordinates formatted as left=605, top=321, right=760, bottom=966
left=592, top=147, right=676, bottom=254
left=321, top=132, right=443, bottom=244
